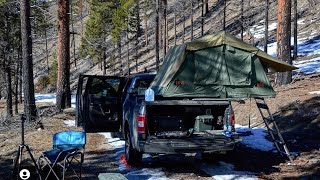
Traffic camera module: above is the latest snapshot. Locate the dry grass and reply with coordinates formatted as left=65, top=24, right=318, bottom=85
left=0, top=105, right=115, bottom=179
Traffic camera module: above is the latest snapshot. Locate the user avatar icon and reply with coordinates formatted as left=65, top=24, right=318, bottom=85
left=19, top=169, right=30, bottom=180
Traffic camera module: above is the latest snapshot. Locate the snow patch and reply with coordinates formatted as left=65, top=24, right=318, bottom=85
left=64, top=120, right=75, bottom=127
left=293, top=57, right=320, bottom=76
left=35, top=93, right=76, bottom=108
left=236, top=124, right=275, bottom=152
left=99, top=132, right=168, bottom=180
left=201, top=161, right=257, bottom=180
left=309, top=91, right=320, bottom=95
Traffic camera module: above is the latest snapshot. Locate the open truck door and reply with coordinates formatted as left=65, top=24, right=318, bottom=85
left=76, top=75, right=125, bottom=132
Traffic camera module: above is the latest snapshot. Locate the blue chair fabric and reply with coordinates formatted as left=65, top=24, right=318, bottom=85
left=38, top=131, right=86, bottom=180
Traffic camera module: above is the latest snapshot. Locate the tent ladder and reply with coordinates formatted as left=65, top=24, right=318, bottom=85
left=253, top=97, right=293, bottom=162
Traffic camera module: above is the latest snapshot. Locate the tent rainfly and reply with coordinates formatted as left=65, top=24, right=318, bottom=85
left=150, top=31, right=298, bottom=98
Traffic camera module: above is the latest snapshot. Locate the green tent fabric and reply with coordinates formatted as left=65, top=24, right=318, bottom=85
left=150, top=31, right=298, bottom=98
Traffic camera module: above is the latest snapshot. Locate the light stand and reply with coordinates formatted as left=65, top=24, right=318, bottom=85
left=12, top=114, right=42, bottom=179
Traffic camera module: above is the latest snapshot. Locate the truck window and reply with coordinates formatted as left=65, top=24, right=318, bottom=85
left=89, top=78, right=119, bottom=97
left=134, top=79, right=153, bottom=95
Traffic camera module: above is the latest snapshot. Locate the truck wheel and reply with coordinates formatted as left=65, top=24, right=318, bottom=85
left=125, top=131, right=142, bottom=166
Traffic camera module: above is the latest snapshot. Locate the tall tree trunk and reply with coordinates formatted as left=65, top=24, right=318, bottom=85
left=56, top=0, right=71, bottom=111
left=103, top=49, right=106, bottom=75
left=293, top=0, right=298, bottom=60
left=144, top=12, right=148, bottom=46
left=45, top=27, right=49, bottom=73
left=264, top=0, right=269, bottom=53
left=19, top=51, right=23, bottom=104
left=127, top=30, right=130, bottom=75
left=15, top=57, right=19, bottom=115
left=159, top=0, right=162, bottom=50
left=134, top=0, right=140, bottom=73
left=174, top=12, right=176, bottom=45
left=80, top=0, right=84, bottom=35
left=118, top=39, right=122, bottom=75
left=223, top=0, right=226, bottom=31
left=5, top=56, right=13, bottom=118
left=71, top=0, right=76, bottom=67
left=155, top=0, right=160, bottom=70
left=205, top=0, right=209, bottom=14
left=276, top=0, right=292, bottom=85
left=113, top=44, right=116, bottom=75
left=163, top=0, right=167, bottom=55
left=20, top=0, right=37, bottom=121
left=241, top=0, right=244, bottom=40
left=201, top=0, right=204, bottom=36
left=191, top=0, right=194, bottom=40
left=183, top=4, right=186, bottom=43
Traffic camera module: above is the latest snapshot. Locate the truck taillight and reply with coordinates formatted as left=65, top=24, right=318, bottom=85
left=230, top=113, right=235, bottom=132
left=137, top=114, right=146, bottom=133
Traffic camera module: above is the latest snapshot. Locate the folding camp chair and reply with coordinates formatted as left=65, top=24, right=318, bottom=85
left=37, top=131, right=86, bottom=180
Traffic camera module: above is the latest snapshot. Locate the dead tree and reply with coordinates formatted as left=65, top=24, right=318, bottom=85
left=20, top=0, right=37, bottom=121
left=56, top=0, right=71, bottom=111
left=276, top=0, right=292, bottom=85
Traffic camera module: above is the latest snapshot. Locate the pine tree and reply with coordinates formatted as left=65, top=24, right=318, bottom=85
left=20, top=0, right=37, bottom=121
left=264, top=0, right=269, bottom=53
left=155, top=0, right=160, bottom=70
left=293, top=0, right=298, bottom=60
left=56, top=0, right=71, bottom=111
left=276, top=0, right=292, bottom=85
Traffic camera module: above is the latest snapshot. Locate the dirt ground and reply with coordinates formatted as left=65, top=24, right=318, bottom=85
left=0, top=106, right=118, bottom=180
left=0, top=75, right=319, bottom=180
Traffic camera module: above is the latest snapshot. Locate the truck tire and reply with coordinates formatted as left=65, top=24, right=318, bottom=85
left=125, top=131, right=142, bottom=166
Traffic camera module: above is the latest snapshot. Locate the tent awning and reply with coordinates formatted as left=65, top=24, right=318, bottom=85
left=185, top=31, right=298, bottom=72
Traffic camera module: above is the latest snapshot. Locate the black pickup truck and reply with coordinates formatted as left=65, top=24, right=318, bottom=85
left=76, top=74, right=240, bottom=165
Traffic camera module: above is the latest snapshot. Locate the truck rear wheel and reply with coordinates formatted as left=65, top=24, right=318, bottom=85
left=125, top=131, right=142, bottom=166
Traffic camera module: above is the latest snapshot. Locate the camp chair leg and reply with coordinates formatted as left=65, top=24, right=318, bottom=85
left=38, top=153, right=62, bottom=180
left=80, top=153, right=84, bottom=179
left=62, top=152, right=83, bottom=179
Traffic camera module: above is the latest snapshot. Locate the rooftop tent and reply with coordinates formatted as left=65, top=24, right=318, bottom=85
left=150, top=31, right=297, bottom=98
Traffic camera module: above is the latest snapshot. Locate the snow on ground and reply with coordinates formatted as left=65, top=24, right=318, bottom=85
left=293, top=57, right=320, bottom=76
left=64, top=120, right=76, bottom=127
left=60, top=121, right=261, bottom=179
left=236, top=124, right=275, bottom=152
left=99, top=133, right=168, bottom=180
left=262, top=36, right=320, bottom=58
left=35, top=93, right=76, bottom=108
left=201, top=161, right=257, bottom=180
left=309, top=91, right=320, bottom=95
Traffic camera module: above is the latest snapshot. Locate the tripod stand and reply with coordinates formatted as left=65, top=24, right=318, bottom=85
left=12, top=114, right=42, bottom=180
